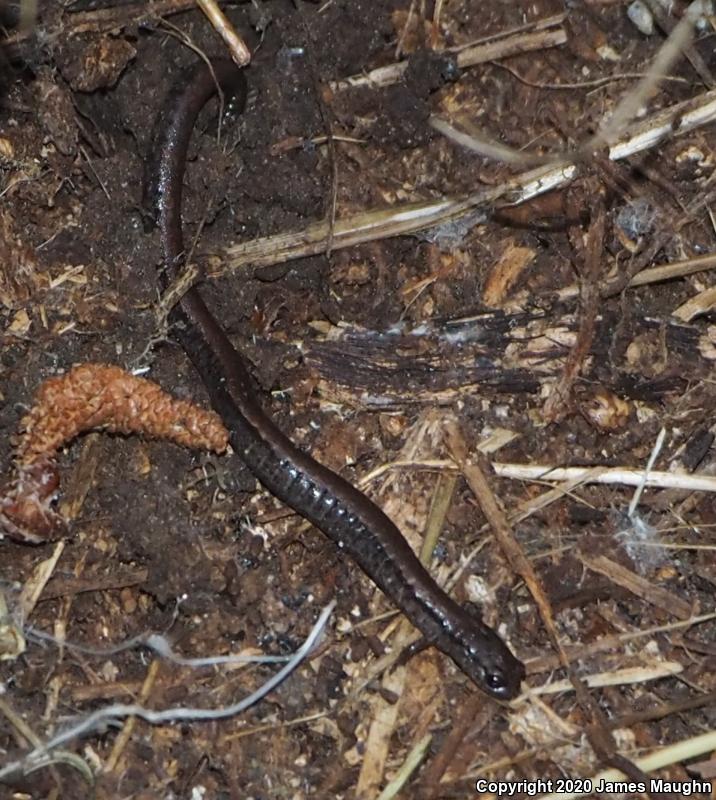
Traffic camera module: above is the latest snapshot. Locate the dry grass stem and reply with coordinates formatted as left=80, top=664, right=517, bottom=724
left=221, top=88, right=716, bottom=275
left=537, top=730, right=716, bottom=800
left=555, top=251, right=716, bottom=301
left=672, top=285, right=716, bottom=321
left=2, top=0, right=197, bottom=53
left=526, top=610, right=716, bottom=673
left=105, top=659, right=161, bottom=774
left=524, top=661, right=684, bottom=697
left=443, top=422, right=568, bottom=676
left=492, top=463, right=716, bottom=493
left=17, top=542, right=65, bottom=619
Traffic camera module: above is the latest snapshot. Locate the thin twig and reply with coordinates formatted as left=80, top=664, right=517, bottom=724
left=329, top=23, right=567, bottom=91
left=195, top=0, right=251, bottom=65
left=0, top=602, right=335, bottom=782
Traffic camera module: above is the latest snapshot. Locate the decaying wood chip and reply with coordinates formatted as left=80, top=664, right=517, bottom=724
left=482, top=241, right=536, bottom=308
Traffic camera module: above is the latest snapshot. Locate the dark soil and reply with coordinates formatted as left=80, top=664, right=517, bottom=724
left=1, top=1, right=715, bottom=799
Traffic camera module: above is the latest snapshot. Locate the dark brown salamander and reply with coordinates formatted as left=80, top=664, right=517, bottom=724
left=152, top=58, right=525, bottom=700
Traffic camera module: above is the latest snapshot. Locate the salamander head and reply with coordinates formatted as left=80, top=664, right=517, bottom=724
left=446, top=608, right=525, bottom=700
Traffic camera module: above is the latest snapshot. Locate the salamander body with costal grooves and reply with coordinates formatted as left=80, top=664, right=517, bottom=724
left=149, top=58, right=525, bottom=700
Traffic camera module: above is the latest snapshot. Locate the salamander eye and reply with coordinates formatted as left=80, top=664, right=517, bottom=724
left=485, top=672, right=507, bottom=693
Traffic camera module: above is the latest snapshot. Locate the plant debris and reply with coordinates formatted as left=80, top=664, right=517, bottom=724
left=0, top=1, right=715, bottom=798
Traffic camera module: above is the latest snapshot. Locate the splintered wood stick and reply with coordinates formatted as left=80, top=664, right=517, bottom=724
left=576, top=553, right=694, bottom=620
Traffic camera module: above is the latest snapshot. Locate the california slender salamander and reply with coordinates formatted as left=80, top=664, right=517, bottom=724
left=151, top=58, right=525, bottom=700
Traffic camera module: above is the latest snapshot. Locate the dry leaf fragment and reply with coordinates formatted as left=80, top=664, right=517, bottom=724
left=60, top=36, right=137, bottom=92
left=579, top=388, right=631, bottom=432
left=7, top=308, right=31, bottom=335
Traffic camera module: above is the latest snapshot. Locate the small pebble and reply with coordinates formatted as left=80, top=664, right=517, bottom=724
left=120, top=587, right=137, bottom=614
left=627, top=1, right=654, bottom=35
